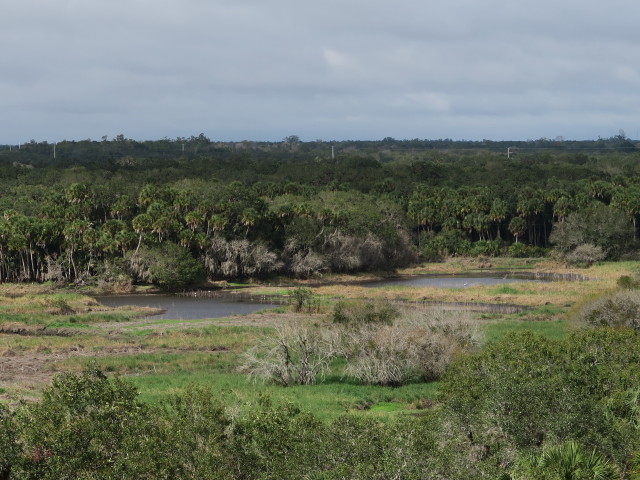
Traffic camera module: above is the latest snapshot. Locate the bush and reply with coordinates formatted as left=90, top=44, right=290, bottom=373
left=470, top=240, right=502, bottom=257
left=422, top=229, right=472, bottom=258
left=566, top=243, right=606, bottom=267
left=438, top=330, right=640, bottom=473
left=508, top=243, right=548, bottom=258
left=240, top=322, right=334, bottom=386
left=577, top=291, right=640, bottom=332
left=0, top=404, right=19, bottom=480
left=203, top=236, right=282, bottom=280
left=14, top=366, right=164, bottom=478
left=289, top=287, right=318, bottom=313
left=338, top=309, right=481, bottom=386
left=549, top=204, right=635, bottom=260
left=332, top=299, right=400, bottom=325
left=617, top=275, right=640, bottom=289
left=95, top=259, right=133, bottom=293
left=127, top=242, right=205, bottom=289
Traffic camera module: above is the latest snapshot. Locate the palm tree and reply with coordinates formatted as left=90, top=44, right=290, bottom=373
left=513, top=441, right=619, bottom=480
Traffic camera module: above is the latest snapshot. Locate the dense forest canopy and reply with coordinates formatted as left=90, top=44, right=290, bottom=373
left=1, top=135, right=639, bottom=285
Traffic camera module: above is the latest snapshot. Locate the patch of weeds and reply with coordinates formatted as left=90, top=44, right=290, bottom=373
left=349, top=399, right=374, bottom=411
left=47, top=321, right=90, bottom=329
left=491, top=286, right=521, bottom=294
left=369, top=402, right=403, bottom=413
left=412, top=398, right=434, bottom=410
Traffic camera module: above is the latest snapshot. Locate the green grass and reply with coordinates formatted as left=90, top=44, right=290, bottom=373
left=127, top=372, right=439, bottom=421
left=485, top=318, right=567, bottom=341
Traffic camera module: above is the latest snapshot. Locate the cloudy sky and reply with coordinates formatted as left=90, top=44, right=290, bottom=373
left=3, top=0, right=640, bottom=143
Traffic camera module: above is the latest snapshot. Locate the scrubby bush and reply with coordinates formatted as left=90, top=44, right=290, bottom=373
left=241, top=303, right=479, bottom=388
left=203, top=236, right=282, bottom=280
left=240, top=322, right=334, bottom=386
left=438, top=330, right=640, bottom=474
left=95, top=259, right=133, bottom=293
left=323, top=231, right=386, bottom=272
left=566, top=243, right=606, bottom=267
left=508, top=242, right=548, bottom=258
left=338, top=309, right=481, bottom=386
left=617, top=275, right=640, bottom=290
left=0, top=404, right=19, bottom=480
left=13, top=366, right=164, bottom=478
left=332, top=298, right=400, bottom=325
left=577, top=291, right=640, bottom=331
left=289, top=287, right=318, bottom=313
left=550, top=204, right=634, bottom=260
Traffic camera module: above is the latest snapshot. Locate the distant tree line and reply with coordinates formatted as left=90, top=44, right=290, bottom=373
left=1, top=136, right=640, bottom=285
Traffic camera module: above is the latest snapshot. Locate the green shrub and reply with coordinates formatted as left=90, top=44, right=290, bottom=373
left=470, top=240, right=501, bottom=257
left=127, top=242, right=205, bottom=290
left=438, top=330, right=640, bottom=473
left=14, top=366, right=166, bottom=478
left=508, top=243, right=548, bottom=258
left=617, top=275, right=640, bottom=290
left=289, top=287, right=318, bottom=312
left=0, top=404, right=19, bottom=480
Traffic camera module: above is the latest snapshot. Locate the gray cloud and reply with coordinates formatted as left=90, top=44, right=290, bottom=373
left=2, top=0, right=640, bottom=142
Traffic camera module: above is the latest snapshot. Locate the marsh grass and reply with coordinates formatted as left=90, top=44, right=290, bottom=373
left=3, top=259, right=638, bottom=420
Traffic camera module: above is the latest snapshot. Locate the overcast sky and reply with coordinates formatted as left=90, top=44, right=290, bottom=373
left=3, top=0, right=640, bottom=143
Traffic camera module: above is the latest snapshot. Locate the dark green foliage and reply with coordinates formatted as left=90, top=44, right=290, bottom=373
left=227, top=397, right=325, bottom=479
left=160, top=387, right=232, bottom=479
left=2, top=137, right=640, bottom=281
left=438, top=330, right=640, bottom=474
left=550, top=204, right=635, bottom=260
left=128, top=243, right=205, bottom=289
left=13, top=365, right=164, bottom=479
left=0, top=404, right=19, bottom=480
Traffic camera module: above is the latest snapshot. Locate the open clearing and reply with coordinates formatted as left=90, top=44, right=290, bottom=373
left=1, top=258, right=633, bottom=414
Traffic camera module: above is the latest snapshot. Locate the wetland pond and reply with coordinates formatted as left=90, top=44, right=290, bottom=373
left=96, top=294, right=276, bottom=320
left=97, top=272, right=572, bottom=320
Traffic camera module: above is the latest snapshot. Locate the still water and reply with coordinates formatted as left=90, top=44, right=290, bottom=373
left=97, top=273, right=550, bottom=319
left=361, top=273, right=542, bottom=289
left=96, top=295, right=275, bottom=320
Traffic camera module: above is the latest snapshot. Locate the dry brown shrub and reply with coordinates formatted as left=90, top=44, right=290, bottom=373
left=336, top=308, right=481, bottom=386
left=240, top=321, right=334, bottom=386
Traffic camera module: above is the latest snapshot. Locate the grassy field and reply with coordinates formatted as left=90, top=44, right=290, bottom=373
left=1, top=258, right=634, bottom=418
